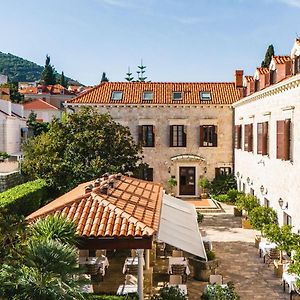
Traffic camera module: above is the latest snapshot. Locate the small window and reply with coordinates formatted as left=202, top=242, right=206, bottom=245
left=143, top=91, right=153, bottom=101
left=111, top=91, right=123, bottom=101
left=200, top=91, right=211, bottom=101
left=172, top=92, right=183, bottom=101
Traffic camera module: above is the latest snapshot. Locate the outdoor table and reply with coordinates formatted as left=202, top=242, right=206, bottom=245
left=282, top=271, right=299, bottom=294
left=79, top=256, right=109, bottom=276
left=168, top=257, right=191, bottom=275
left=122, top=257, right=145, bottom=274
left=168, top=284, right=188, bottom=295
left=116, top=284, right=138, bottom=295
left=258, top=241, right=276, bottom=259
left=80, top=284, right=93, bottom=293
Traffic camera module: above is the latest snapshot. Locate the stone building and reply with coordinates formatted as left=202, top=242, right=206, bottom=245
left=65, top=78, right=241, bottom=197
left=233, top=39, right=300, bottom=231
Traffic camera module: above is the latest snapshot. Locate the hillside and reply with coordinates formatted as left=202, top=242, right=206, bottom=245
left=0, top=51, right=81, bottom=85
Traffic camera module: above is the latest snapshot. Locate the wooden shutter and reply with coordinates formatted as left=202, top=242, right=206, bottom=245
left=138, top=126, right=143, bottom=144
left=200, top=126, right=204, bottom=147
left=183, top=125, right=187, bottom=147
left=235, top=125, right=242, bottom=149
left=262, top=122, right=268, bottom=155
left=257, top=123, right=263, bottom=154
left=213, top=125, right=218, bottom=147
left=248, top=124, right=253, bottom=152
left=284, top=119, right=291, bottom=160
left=277, top=120, right=285, bottom=159
left=244, top=124, right=249, bottom=151
left=169, top=125, right=174, bottom=147
left=151, top=126, right=155, bottom=147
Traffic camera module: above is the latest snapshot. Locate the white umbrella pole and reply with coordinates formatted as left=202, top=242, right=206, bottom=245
left=137, top=249, right=144, bottom=300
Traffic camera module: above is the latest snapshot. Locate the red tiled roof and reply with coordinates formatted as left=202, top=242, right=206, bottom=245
left=257, top=67, right=269, bottom=75
left=66, top=82, right=241, bottom=105
left=272, top=55, right=291, bottom=64
left=23, top=99, right=58, bottom=110
left=19, top=84, right=74, bottom=95
left=26, top=175, right=163, bottom=238
left=244, top=76, right=254, bottom=82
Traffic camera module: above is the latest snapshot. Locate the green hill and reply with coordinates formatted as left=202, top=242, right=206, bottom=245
left=0, top=52, right=81, bottom=85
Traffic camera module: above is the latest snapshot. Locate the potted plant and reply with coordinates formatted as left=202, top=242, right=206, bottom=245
left=201, top=282, right=240, bottom=300
left=197, top=211, right=204, bottom=224
left=167, top=177, right=177, bottom=196
left=151, top=285, right=187, bottom=300
left=288, top=250, right=300, bottom=291
left=249, top=206, right=277, bottom=248
left=236, top=194, right=259, bottom=229
left=263, top=224, right=299, bottom=277
left=0, top=152, right=10, bottom=162
left=198, top=177, right=210, bottom=199
left=189, top=250, right=218, bottom=281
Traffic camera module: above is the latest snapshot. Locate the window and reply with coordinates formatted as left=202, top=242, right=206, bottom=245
left=170, top=125, right=186, bottom=147
left=294, top=55, right=300, bottom=74
left=284, top=212, right=292, bottom=226
left=270, top=70, right=276, bottom=84
left=172, top=92, right=183, bottom=101
left=244, top=124, right=253, bottom=152
left=200, top=125, right=217, bottom=147
left=234, top=125, right=242, bottom=149
left=143, top=91, right=153, bottom=101
left=257, top=122, right=268, bottom=155
left=276, top=119, right=291, bottom=160
left=138, top=125, right=155, bottom=147
left=264, top=198, right=270, bottom=208
left=200, top=91, right=211, bottom=101
left=139, top=167, right=153, bottom=181
left=111, top=91, right=123, bottom=101
left=215, top=167, right=232, bottom=178
left=254, top=79, right=260, bottom=92
left=250, top=188, right=254, bottom=196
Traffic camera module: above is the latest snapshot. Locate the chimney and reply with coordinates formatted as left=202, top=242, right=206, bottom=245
left=85, top=184, right=93, bottom=194
left=116, top=173, right=122, bottom=180
left=100, top=184, right=109, bottom=195
left=94, top=178, right=101, bottom=187
left=108, top=179, right=114, bottom=188
left=235, top=70, right=244, bottom=89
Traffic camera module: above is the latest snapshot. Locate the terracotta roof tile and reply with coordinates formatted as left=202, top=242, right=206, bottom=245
left=272, top=55, right=291, bottom=64
left=245, top=76, right=254, bottom=82
left=23, top=98, right=59, bottom=110
left=257, top=67, right=269, bottom=75
left=66, top=82, right=241, bottom=105
left=26, top=175, right=163, bottom=238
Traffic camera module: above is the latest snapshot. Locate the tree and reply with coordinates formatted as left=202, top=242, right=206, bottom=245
left=60, top=71, right=68, bottom=87
left=101, top=72, right=109, bottom=83
left=27, top=110, right=49, bottom=136
left=0, top=82, right=24, bottom=103
left=22, top=107, right=142, bottom=192
left=0, top=215, right=85, bottom=300
left=261, top=44, right=275, bottom=68
left=249, top=206, right=277, bottom=232
left=236, top=194, right=259, bottom=217
left=41, top=55, right=56, bottom=85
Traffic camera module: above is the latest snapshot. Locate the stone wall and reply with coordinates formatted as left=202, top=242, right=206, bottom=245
left=0, top=171, right=24, bottom=192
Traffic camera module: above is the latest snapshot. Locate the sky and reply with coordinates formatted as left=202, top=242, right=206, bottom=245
left=1, top=0, right=300, bottom=85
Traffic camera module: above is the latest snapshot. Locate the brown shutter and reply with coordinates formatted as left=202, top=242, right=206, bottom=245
left=183, top=125, right=187, bottom=147
left=284, top=119, right=291, bottom=160
left=213, top=125, right=218, bottom=147
left=151, top=125, right=155, bottom=147
left=238, top=125, right=241, bottom=149
left=249, top=124, right=253, bottom=152
left=234, top=126, right=238, bottom=149
left=277, top=120, right=285, bottom=159
left=138, top=126, right=143, bottom=144
left=262, top=122, right=268, bottom=155
left=244, top=124, right=249, bottom=151
left=200, top=126, right=204, bottom=147
left=169, top=125, right=173, bottom=147
left=257, top=123, right=263, bottom=154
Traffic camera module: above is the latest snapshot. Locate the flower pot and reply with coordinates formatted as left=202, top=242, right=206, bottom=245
left=200, top=193, right=208, bottom=199
left=273, top=260, right=284, bottom=278
left=189, top=256, right=219, bottom=281
left=255, top=235, right=261, bottom=248
left=242, top=218, right=252, bottom=229
left=234, top=207, right=242, bottom=217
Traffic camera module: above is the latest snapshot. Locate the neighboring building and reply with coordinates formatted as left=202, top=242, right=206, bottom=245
left=0, top=98, right=27, bottom=157
left=0, top=88, right=10, bottom=101
left=233, top=39, right=300, bottom=231
left=65, top=77, right=242, bottom=197
left=0, top=75, right=8, bottom=84
left=19, top=84, right=76, bottom=111
left=23, top=98, right=61, bottom=122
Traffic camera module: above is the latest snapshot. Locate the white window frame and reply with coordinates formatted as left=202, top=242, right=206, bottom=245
left=143, top=91, right=153, bottom=101
left=111, top=91, right=123, bottom=101
left=200, top=91, right=212, bottom=101
left=172, top=92, right=183, bottom=101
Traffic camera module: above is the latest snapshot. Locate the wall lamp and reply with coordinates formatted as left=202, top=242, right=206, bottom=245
left=278, top=198, right=288, bottom=210
left=260, top=185, right=268, bottom=195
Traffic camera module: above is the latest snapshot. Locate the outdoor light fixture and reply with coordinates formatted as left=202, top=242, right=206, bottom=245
left=278, top=198, right=288, bottom=210
left=204, top=167, right=207, bottom=174
left=260, top=185, right=264, bottom=193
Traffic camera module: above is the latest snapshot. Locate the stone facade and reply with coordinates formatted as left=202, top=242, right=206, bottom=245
left=233, top=73, right=300, bottom=232
left=0, top=171, right=23, bottom=192
left=72, top=104, right=234, bottom=197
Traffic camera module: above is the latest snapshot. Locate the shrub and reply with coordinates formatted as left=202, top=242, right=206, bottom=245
left=198, top=177, right=210, bottom=189
left=0, top=152, right=10, bottom=160
left=197, top=211, right=204, bottom=223
left=206, top=250, right=216, bottom=261
left=249, top=206, right=277, bottom=231
left=201, top=282, right=240, bottom=300
left=213, top=194, right=230, bottom=202
left=227, top=189, right=242, bottom=203
left=209, top=174, right=236, bottom=195
left=88, top=295, right=138, bottom=300
left=151, top=286, right=187, bottom=300
left=236, top=194, right=259, bottom=215
left=0, top=179, right=49, bottom=216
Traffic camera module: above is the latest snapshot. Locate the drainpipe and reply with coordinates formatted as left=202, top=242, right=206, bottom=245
left=137, top=249, right=144, bottom=300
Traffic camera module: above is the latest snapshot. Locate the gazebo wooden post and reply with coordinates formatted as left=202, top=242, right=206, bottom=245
left=145, top=249, right=150, bottom=270
left=137, top=249, right=144, bottom=300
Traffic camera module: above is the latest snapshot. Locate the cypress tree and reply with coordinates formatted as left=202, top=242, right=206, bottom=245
left=60, top=71, right=67, bottom=87
left=261, top=45, right=275, bottom=68
left=41, top=55, right=56, bottom=85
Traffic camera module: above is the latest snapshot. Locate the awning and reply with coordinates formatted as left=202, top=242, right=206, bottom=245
left=170, top=154, right=205, bottom=161
left=157, top=193, right=207, bottom=260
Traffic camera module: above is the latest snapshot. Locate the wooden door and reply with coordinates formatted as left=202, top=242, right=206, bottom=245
left=179, top=167, right=196, bottom=195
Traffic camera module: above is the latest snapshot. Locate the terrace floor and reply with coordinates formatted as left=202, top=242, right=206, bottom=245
left=92, top=203, right=299, bottom=299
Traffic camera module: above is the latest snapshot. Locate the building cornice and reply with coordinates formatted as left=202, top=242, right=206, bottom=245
left=233, top=74, right=300, bottom=108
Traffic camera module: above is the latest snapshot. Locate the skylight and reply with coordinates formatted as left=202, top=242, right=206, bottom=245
left=173, top=92, right=183, bottom=101
left=111, top=91, right=123, bottom=101
left=200, top=91, right=211, bottom=101
left=143, top=91, right=153, bottom=101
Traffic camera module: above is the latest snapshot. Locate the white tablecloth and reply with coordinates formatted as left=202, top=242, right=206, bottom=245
left=80, top=284, right=93, bottom=293
left=117, top=284, right=138, bottom=295
left=168, top=257, right=190, bottom=275
left=258, top=241, right=277, bottom=258
left=79, top=256, right=109, bottom=276
left=282, top=271, right=299, bottom=293
left=122, top=257, right=145, bottom=274
left=168, top=284, right=188, bottom=295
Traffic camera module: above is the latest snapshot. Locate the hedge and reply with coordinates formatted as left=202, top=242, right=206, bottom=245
left=0, top=179, right=49, bottom=216
left=88, top=295, right=138, bottom=300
